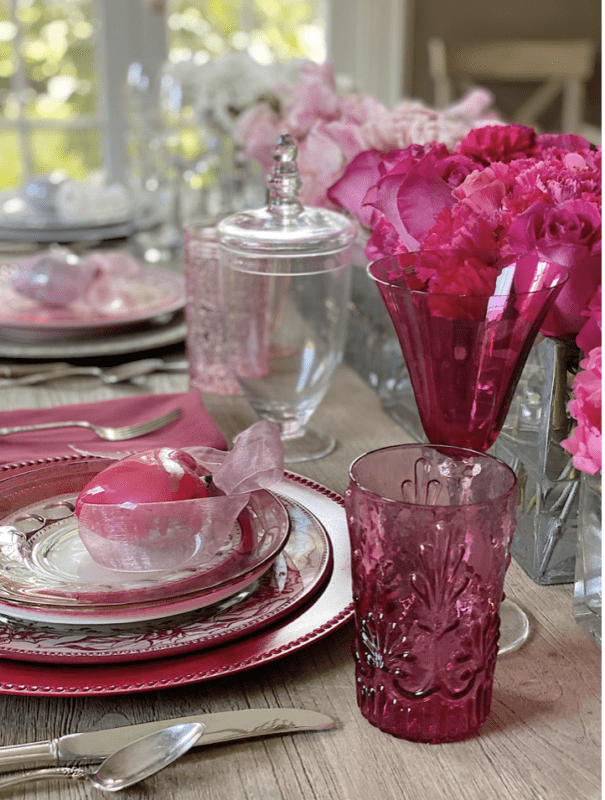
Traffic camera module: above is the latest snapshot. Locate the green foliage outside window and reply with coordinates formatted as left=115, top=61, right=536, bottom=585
left=168, top=0, right=324, bottom=63
left=0, top=0, right=324, bottom=190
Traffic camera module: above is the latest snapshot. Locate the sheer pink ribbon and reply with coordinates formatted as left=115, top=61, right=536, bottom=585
left=76, top=421, right=285, bottom=572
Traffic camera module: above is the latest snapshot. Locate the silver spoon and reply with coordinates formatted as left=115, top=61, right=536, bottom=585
left=0, top=722, right=204, bottom=793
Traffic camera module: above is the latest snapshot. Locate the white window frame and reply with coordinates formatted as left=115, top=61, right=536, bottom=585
left=327, top=0, right=414, bottom=107
left=4, top=0, right=412, bottom=187
left=98, top=0, right=167, bottom=183
left=2, top=0, right=167, bottom=187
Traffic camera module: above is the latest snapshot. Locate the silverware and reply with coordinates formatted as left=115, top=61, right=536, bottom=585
left=0, top=407, right=182, bottom=441
left=0, top=708, right=334, bottom=773
left=0, top=362, right=71, bottom=378
left=0, top=722, right=204, bottom=793
left=0, top=358, right=189, bottom=386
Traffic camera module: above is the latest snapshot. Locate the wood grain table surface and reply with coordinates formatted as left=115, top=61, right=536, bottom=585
left=0, top=363, right=600, bottom=800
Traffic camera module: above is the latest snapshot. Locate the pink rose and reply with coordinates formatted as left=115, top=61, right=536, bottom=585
left=296, top=122, right=350, bottom=206
left=452, top=166, right=506, bottom=215
left=338, top=94, right=388, bottom=126
left=437, top=153, right=478, bottom=188
left=369, top=145, right=455, bottom=250
left=233, top=102, right=282, bottom=174
left=561, top=347, right=602, bottom=474
left=506, top=199, right=601, bottom=339
left=327, top=149, right=388, bottom=227
left=283, top=82, right=341, bottom=139
left=320, top=119, right=368, bottom=163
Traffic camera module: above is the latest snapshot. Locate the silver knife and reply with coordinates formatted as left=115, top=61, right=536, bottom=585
left=0, top=708, right=333, bottom=773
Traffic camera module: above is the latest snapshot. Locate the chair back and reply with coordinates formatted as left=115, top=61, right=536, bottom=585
left=428, top=37, right=597, bottom=135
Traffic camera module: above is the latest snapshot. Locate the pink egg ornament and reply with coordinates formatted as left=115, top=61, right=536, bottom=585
left=74, top=448, right=217, bottom=514
left=74, top=449, right=241, bottom=572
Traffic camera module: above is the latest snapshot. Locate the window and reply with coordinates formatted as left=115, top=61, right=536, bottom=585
left=0, top=0, right=101, bottom=189
left=0, top=0, right=409, bottom=191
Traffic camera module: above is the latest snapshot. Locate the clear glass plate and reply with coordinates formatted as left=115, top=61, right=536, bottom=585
left=0, top=263, right=185, bottom=339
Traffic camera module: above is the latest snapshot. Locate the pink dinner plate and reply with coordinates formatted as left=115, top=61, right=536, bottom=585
left=0, top=474, right=353, bottom=695
left=0, top=493, right=332, bottom=662
left=0, top=262, right=185, bottom=340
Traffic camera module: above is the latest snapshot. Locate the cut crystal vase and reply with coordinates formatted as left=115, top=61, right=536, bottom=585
left=495, top=336, right=582, bottom=584
left=574, top=471, right=602, bottom=646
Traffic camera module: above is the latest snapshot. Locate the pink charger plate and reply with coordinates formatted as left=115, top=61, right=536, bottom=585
left=0, top=493, right=333, bottom=664
left=0, top=472, right=352, bottom=695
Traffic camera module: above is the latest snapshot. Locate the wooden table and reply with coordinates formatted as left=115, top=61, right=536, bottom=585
left=0, top=365, right=600, bottom=800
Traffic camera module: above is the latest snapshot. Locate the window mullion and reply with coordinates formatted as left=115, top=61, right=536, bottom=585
left=11, top=0, right=31, bottom=181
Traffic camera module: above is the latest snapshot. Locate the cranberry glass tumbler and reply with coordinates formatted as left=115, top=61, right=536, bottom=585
left=345, top=444, right=518, bottom=743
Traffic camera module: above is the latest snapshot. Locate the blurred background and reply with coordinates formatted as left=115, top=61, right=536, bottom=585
left=0, top=0, right=600, bottom=191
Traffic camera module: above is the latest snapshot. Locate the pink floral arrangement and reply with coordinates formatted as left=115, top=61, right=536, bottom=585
left=329, top=124, right=601, bottom=341
left=233, top=60, right=497, bottom=207
left=562, top=287, right=602, bottom=474
left=330, top=123, right=602, bottom=473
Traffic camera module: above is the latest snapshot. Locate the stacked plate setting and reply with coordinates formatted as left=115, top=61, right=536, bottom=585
left=0, top=260, right=187, bottom=358
left=0, top=456, right=339, bottom=668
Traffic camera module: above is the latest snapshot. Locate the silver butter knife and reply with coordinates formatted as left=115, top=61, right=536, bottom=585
left=0, top=708, right=334, bottom=772
left=0, top=362, right=72, bottom=378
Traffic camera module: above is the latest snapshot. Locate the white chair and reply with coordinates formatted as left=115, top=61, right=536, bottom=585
left=428, top=37, right=599, bottom=139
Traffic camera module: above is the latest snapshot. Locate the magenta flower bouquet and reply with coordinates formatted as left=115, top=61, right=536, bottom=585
left=330, top=123, right=602, bottom=473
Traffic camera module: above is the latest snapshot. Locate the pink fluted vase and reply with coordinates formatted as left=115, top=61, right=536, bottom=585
left=368, top=251, right=568, bottom=454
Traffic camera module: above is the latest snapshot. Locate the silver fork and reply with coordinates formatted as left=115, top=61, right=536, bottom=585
left=0, top=407, right=182, bottom=441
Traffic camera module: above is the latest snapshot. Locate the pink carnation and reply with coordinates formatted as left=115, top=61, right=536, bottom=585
left=561, top=347, right=602, bottom=474
left=457, top=124, right=537, bottom=164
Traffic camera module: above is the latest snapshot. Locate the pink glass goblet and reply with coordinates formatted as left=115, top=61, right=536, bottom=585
left=368, top=251, right=568, bottom=454
left=368, top=250, right=568, bottom=653
left=345, top=443, right=518, bottom=743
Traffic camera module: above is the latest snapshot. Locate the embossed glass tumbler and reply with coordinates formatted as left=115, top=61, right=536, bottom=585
left=345, top=444, right=518, bottom=743
left=368, top=251, right=568, bottom=453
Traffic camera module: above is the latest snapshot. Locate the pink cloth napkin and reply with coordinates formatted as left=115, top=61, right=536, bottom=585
left=0, top=390, right=227, bottom=465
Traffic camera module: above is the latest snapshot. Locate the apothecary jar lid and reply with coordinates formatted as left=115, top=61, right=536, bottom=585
left=216, top=134, right=358, bottom=258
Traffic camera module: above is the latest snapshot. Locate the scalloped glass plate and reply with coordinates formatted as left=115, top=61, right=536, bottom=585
left=0, top=457, right=289, bottom=623
left=0, top=494, right=332, bottom=663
